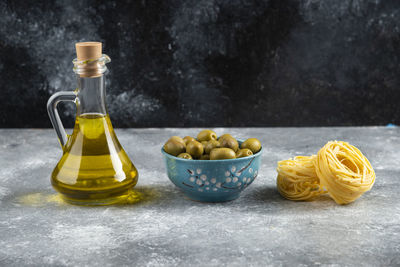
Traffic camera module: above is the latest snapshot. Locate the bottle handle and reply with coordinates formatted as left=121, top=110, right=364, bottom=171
left=47, top=91, right=77, bottom=149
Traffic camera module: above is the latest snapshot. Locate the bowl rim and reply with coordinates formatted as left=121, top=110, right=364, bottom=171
left=161, top=139, right=263, bottom=163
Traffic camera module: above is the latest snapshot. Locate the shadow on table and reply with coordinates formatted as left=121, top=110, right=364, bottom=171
left=11, top=184, right=337, bottom=209
left=243, top=185, right=337, bottom=211
left=11, top=184, right=183, bottom=208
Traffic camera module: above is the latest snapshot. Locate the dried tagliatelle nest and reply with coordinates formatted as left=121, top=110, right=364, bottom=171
left=277, top=155, right=325, bottom=201
left=276, top=141, right=375, bottom=205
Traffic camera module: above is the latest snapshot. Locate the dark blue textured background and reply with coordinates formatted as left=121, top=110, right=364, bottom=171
left=0, top=0, right=399, bottom=127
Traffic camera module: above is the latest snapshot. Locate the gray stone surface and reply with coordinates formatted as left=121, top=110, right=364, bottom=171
left=0, top=127, right=399, bottom=266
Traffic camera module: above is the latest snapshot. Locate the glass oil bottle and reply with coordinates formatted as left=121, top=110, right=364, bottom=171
left=47, top=42, right=138, bottom=205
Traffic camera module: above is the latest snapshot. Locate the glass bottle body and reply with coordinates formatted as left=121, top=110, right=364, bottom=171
left=48, top=74, right=138, bottom=205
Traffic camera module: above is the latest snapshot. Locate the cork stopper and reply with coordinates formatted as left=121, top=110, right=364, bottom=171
left=75, top=42, right=102, bottom=61
left=74, top=42, right=106, bottom=77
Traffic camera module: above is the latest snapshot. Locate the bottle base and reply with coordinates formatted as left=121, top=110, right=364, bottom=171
left=52, top=173, right=139, bottom=206
left=59, top=192, right=132, bottom=206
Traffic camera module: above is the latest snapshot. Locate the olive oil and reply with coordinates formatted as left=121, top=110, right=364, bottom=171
left=47, top=42, right=139, bottom=205
left=51, top=113, right=138, bottom=205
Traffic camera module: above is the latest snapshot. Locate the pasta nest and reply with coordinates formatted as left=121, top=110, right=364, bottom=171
left=276, top=141, right=375, bottom=205
left=277, top=155, right=325, bottom=201
left=315, top=141, right=375, bottom=205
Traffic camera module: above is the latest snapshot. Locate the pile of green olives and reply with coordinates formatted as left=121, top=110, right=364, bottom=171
left=163, top=130, right=261, bottom=160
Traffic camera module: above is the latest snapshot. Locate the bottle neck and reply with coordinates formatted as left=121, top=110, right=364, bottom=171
left=76, top=74, right=107, bottom=116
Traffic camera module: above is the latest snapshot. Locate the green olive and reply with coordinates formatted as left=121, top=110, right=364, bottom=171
left=236, top=148, right=253, bottom=158
left=183, top=136, right=196, bottom=145
left=186, top=140, right=204, bottom=159
left=218, top=134, right=232, bottom=142
left=210, top=148, right=236, bottom=160
left=197, top=129, right=217, bottom=142
left=168, top=136, right=186, bottom=146
left=219, top=136, right=239, bottom=152
left=204, top=140, right=220, bottom=154
left=177, top=153, right=193, bottom=160
left=200, top=154, right=210, bottom=160
left=163, top=140, right=186, bottom=156
left=241, top=138, right=262, bottom=153
left=200, top=141, right=208, bottom=153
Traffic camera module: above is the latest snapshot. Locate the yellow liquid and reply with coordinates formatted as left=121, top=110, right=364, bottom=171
left=51, top=113, right=138, bottom=205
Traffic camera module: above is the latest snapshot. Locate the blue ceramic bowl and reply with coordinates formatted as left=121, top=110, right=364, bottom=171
left=162, top=142, right=262, bottom=202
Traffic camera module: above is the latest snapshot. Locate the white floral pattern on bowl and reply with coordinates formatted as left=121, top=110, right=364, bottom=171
left=182, top=158, right=258, bottom=193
